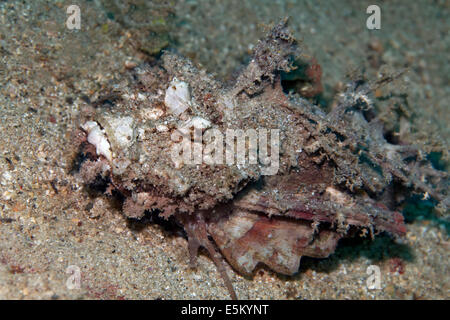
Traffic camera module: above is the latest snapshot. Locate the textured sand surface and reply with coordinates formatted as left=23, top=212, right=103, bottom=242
left=0, top=0, right=448, bottom=299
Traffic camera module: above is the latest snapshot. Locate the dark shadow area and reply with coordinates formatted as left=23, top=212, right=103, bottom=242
left=402, top=194, right=449, bottom=235
left=126, top=208, right=185, bottom=239
left=298, top=233, right=414, bottom=275
left=246, top=232, right=414, bottom=299
left=259, top=232, right=414, bottom=295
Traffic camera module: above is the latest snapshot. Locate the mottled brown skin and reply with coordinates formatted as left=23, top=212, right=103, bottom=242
left=74, top=20, right=447, bottom=299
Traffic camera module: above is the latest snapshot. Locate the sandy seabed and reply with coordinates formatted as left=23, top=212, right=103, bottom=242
left=0, top=0, right=448, bottom=299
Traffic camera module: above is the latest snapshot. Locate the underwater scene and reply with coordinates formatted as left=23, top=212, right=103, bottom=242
left=0, top=0, right=448, bottom=300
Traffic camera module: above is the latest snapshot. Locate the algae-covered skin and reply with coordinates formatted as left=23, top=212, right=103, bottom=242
left=75, top=20, right=447, bottom=299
